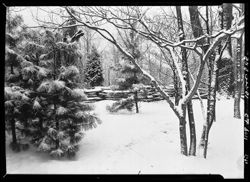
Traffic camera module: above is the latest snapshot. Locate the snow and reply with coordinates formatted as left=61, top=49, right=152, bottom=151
left=221, top=49, right=232, bottom=61
left=6, top=98, right=244, bottom=178
left=33, top=99, right=41, bottom=110
left=56, top=106, right=68, bottom=115
left=94, top=86, right=111, bottom=90
left=84, top=88, right=103, bottom=93
left=218, top=7, right=223, bottom=13
left=102, top=90, right=130, bottom=94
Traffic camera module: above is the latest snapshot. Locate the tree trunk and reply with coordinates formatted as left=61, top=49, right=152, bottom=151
left=199, top=122, right=213, bottom=147
left=222, top=4, right=233, bottom=56
left=234, top=4, right=244, bottom=119
left=203, top=50, right=218, bottom=158
left=108, top=67, right=111, bottom=86
left=11, top=117, right=17, bottom=145
left=189, top=6, right=218, bottom=156
left=134, top=90, right=139, bottom=113
left=159, top=58, right=162, bottom=81
left=148, top=51, right=152, bottom=75
left=52, top=48, right=59, bottom=149
left=187, top=101, right=196, bottom=155
left=217, top=4, right=234, bottom=95
left=39, top=118, right=43, bottom=133
left=10, top=64, right=14, bottom=74
left=176, top=6, right=196, bottom=156
left=189, top=5, right=211, bottom=151
left=179, top=105, right=188, bottom=156
left=173, top=68, right=180, bottom=106
left=54, top=101, right=59, bottom=149
left=188, top=6, right=205, bottom=45
left=234, top=36, right=243, bottom=118
left=10, top=105, right=19, bottom=152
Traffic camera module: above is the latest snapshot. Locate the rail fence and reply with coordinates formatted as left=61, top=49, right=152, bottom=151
left=83, top=85, right=208, bottom=102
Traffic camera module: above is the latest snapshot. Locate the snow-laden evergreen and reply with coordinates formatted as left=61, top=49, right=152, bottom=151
left=84, top=46, right=104, bottom=88
left=29, top=30, right=101, bottom=159
left=5, top=13, right=101, bottom=158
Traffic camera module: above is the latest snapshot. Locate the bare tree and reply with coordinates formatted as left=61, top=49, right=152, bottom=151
left=234, top=4, right=244, bottom=118
left=217, top=4, right=234, bottom=96
left=176, top=6, right=196, bottom=156
left=188, top=6, right=216, bottom=155
left=188, top=5, right=244, bottom=158
left=64, top=6, right=243, bottom=156
left=159, top=47, right=180, bottom=105
left=32, top=6, right=244, bottom=156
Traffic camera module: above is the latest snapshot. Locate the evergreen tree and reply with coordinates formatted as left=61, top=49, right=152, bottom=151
left=84, top=46, right=104, bottom=87
left=117, top=61, right=140, bottom=90
left=5, top=86, right=31, bottom=152
left=31, top=30, right=101, bottom=159
left=5, top=14, right=101, bottom=158
left=107, top=22, right=144, bottom=113
left=5, top=12, right=33, bottom=152
left=20, top=31, right=55, bottom=146
left=116, top=21, right=141, bottom=91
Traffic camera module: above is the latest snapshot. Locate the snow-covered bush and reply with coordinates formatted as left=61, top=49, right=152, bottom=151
left=106, top=96, right=135, bottom=113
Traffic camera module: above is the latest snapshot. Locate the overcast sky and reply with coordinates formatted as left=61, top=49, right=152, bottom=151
left=10, top=6, right=192, bottom=49
left=9, top=6, right=226, bottom=54
left=12, top=6, right=192, bottom=26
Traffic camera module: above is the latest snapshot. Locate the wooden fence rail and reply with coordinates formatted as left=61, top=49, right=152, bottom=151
left=83, top=86, right=209, bottom=102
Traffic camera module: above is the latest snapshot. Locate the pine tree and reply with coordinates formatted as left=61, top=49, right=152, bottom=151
left=20, top=31, right=54, bottom=146
left=30, top=30, right=101, bottom=159
left=84, top=46, right=104, bottom=88
left=107, top=22, right=144, bottom=113
left=5, top=86, right=31, bottom=152
left=117, top=62, right=140, bottom=90
left=5, top=15, right=101, bottom=158
left=5, top=12, right=33, bottom=152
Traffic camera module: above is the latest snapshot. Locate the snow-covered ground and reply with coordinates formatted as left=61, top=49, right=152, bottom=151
left=6, top=98, right=244, bottom=178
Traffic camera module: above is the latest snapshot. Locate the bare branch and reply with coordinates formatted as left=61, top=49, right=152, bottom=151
left=61, top=6, right=244, bottom=117
left=188, top=68, right=206, bottom=121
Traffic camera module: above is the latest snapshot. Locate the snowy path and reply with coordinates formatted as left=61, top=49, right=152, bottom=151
left=6, top=99, right=244, bottom=178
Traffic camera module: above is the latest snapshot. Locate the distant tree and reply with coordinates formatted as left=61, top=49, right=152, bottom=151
left=117, top=62, right=140, bottom=90
left=107, top=66, right=140, bottom=113
left=84, top=46, right=104, bottom=87
left=107, top=21, right=144, bottom=113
